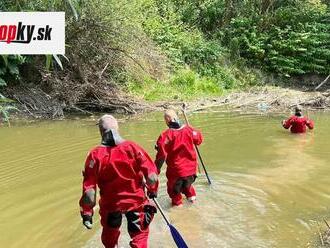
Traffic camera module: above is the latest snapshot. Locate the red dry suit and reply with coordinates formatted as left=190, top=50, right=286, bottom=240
left=155, top=125, right=203, bottom=206
left=79, top=141, right=158, bottom=248
left=283, top=115, right=314, bottom=133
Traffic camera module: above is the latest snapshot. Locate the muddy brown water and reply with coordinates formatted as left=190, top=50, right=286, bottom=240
left=0, top=110, right=330, bottom=248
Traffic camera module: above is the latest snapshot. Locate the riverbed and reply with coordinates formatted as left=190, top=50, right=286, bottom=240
left=0, top=110, right=329, bottom=247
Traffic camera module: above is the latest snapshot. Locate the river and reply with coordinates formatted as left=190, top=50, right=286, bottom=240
left=0, top=110, right=329, bottom=247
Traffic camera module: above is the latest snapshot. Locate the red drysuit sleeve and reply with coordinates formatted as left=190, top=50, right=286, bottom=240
left=191, top=127, right=203, bottom=146
left=283, top=117, right=293, bottom=129
left=79, top=151, right=98, bottom=216
left=155, top=133, right=168, bottom=163
left=306, top=118, right=314, bottom=130
left=134, top=145, right=159, bottom=194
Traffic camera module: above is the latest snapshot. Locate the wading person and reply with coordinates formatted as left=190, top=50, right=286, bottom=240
left=155, top=109, right=203, bottom=207
left=282, top=106, right=314, bottom=133
left=79, top=114, right=158, bottom=248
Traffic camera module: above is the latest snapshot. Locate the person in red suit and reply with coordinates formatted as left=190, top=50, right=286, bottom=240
left=282, top=106, right=314, bottom=133
left=155, top=109, right=203, bottom=207
left=79, top=114, right=158, bottom=248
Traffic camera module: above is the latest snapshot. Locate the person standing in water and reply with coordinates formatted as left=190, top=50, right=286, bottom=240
left=79, top=114, right=159, bottom=248
left=155, top=109, right=203, bottom=207
left=282, top=106, right=314, bottom=133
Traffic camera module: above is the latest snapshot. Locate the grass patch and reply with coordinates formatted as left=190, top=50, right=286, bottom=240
left=127, top=65, right=263, bottom=101
left=127, top=69, right=225, bottom=101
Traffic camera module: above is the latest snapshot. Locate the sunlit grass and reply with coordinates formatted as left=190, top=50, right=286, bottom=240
left=127, top=69, right=225, bottom=101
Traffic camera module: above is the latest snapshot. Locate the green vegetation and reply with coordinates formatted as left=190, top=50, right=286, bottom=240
left=128, top=69, right=224, bottom=101
left=0, top=93, right=17, bottom=125
left=0, top=55, right=25, bottom=86
left=0, top=0, right=329, bottom=109
left=220, top=0, right=330, bottom=76
left=0, top=55, right=23, bottom=124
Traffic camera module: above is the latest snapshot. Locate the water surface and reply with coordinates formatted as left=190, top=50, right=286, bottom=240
left=0, top=110, right=330, bottom=247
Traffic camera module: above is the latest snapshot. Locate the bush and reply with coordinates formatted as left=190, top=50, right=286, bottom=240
left=219, top=1, right=330, bottom=76
left=0, top=55, right=26, bottom=86
left=141, top=0, right=223, bottom=71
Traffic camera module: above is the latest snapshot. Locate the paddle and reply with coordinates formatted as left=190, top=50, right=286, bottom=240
left=152, top=198, right=189, bottom=248
left=181, top=104, right=212, bottom=185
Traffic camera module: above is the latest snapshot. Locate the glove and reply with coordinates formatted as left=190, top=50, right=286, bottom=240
left=82, top=214, right=93, bottom=229
left=147, top=191, right=157, bottom=199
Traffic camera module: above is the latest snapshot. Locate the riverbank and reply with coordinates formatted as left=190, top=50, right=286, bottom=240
left=1, top=1, right=329, bottom=124
left=3, top=85, right=330, bottom=122
left=157, top=86, right=330, bottom=114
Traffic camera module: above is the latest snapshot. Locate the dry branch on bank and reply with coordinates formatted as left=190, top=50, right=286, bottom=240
left=5, top=82, right=330, bottom=120
left=5, top=85, right=64, bottom=119
left=5, top=83, right=154, bottom=119
left=2, top=18, right=167, bottom=119
left=168, top=87, right=330, bottom=115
